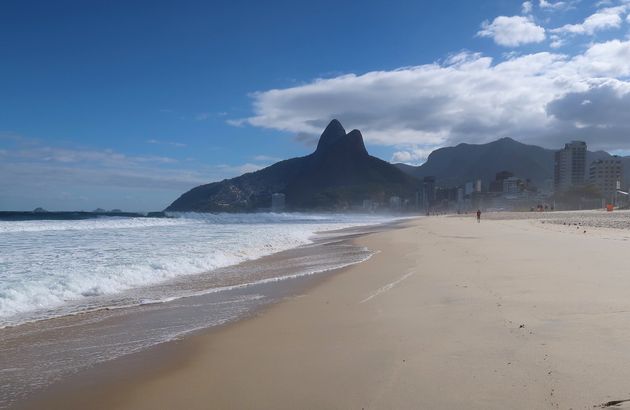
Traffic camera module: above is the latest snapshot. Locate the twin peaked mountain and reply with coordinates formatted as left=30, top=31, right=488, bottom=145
left=166, top=119, right=630, bottom=212
left=166, top=120, right=420, bottom=211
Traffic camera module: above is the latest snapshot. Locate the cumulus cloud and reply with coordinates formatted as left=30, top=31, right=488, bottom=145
left=571, top=39, right=630, bottom=77
left=477, top=16, right=546, bottom=46
left=391, top=147, right=435, bottom=164
left=522, top=1, right=534, bottom=14
left=235, top=38, right=630, bottom=157
left=549, top=34, right=566, bottom=48
left=546, top=84, right=630, bottom=151
left=548, top=84, right=630, bottom=123
left=539, top=0, right=572, bottom=11
left=551, top=5, right=628, bottom=35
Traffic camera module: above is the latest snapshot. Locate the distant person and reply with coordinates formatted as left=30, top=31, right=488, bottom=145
left=476, top=209, right=481, bottom=223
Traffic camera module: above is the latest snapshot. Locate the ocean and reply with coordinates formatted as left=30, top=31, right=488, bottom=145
left=0, top=212, right=397, bottom=406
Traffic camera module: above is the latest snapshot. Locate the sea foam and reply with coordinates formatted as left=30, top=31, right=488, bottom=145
left=0, top=212, right=391, bottom=326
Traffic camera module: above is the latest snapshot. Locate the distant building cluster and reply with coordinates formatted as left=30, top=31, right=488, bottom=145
left=269, top=139, right=626, bottom=214
left=553, top=141, right=625, bottom=207
left=407, top=139, right=626, bottom=214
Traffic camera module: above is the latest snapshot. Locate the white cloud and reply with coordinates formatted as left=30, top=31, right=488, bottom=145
left=8, top=146, right=178, bottom=165
left=391, top=147, right=434, bottom=164
left=539, top=0, right=570, bottom=11
left=571, top=39, right=630, bottom=77
left=549, top=34, right=566, bottom=48
left=216, top=163, right=264, bottom=174
left=146, top=139, right=187, bottom=148
left=252, top=155, right=281, bottom=162
left=551, top=6, right=627, bottom=35
left=478, top=16, right=546, bottom=47
left=522, top=1, right=534, bottom=14
left=235, top=39, right=630, bottom=154
left=195, top=112, right=211, bottom=121
left=226, top=118, right=246, bottom=127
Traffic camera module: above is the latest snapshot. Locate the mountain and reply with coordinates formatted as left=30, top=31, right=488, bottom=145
left=395, top=137, right=629, bottom=187
left=394, top=138, right=554, bottom=187
left=166, top=120, right=421, bottom=212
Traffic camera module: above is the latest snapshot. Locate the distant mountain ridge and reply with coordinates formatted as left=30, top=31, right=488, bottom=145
left=167, top=124, right=630, bottom=212
left=394, top=137, right=628, bottom=187
left=166, top=120, right=420, bottom=212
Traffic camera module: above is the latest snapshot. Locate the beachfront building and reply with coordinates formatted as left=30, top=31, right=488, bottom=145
left=389, top=196, right=402, bottom=210
left=464, top=181, right=474, bottom=196
left=554, top=141, right=587, bottom=192
left=589, top=157, right=624, bottom=204
left=490, top=171, right=514, bottom=193
left=502, top=177, right=520, bottom=194
left=423, top=176, right=436, bottom=205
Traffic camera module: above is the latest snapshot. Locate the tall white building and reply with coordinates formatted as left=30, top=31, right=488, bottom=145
left=554, top=141, right=587, bottom=192
left=589, top=157, right=624, bottom=204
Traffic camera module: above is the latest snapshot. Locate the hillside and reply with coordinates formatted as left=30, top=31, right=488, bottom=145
left=166, top=120, right=420, bottom=212
left=395, top=138, right=626, bottom=187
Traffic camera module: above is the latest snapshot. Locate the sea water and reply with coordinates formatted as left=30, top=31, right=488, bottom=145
left=0, top=212, right=392, bottom=328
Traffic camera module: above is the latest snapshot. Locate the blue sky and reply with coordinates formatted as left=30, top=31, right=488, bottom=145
left=2, top=0, right=630, bottom=211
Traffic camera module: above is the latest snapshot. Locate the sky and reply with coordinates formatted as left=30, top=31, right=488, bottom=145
left=2, top=0, right=630, bottom=211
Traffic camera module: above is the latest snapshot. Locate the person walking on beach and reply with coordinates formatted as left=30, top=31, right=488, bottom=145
left=476, top=209, right=481, bottom=223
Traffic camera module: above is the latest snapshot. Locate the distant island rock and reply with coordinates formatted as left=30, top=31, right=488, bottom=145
left=166, top=119, right=421, bottom=212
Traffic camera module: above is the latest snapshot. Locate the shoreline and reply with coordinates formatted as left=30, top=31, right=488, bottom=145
left=15, top=213, right=630, bottom=409
left=0, top=214, right=398, bottom=330
left=3, top=219, right=405, bottom=408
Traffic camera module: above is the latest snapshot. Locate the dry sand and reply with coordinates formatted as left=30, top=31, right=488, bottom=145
left=23, top=214, right=630, bottom=409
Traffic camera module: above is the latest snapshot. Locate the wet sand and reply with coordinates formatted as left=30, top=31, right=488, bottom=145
left=19, top=213, right=630, bottom=409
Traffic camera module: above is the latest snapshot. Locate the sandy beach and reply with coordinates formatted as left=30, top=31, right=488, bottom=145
left=20, top=212, right=630, bottom=409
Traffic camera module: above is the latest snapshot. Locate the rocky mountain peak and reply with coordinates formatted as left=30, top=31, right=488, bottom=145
left=314, top=120, right=368, bottom=157
left=315, top=119, right=347, bottom=152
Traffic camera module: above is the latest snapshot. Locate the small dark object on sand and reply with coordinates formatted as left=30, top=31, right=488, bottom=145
left=597, top=398, right=630, bottom=408
left=519, top=324, right=525, bottom=328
